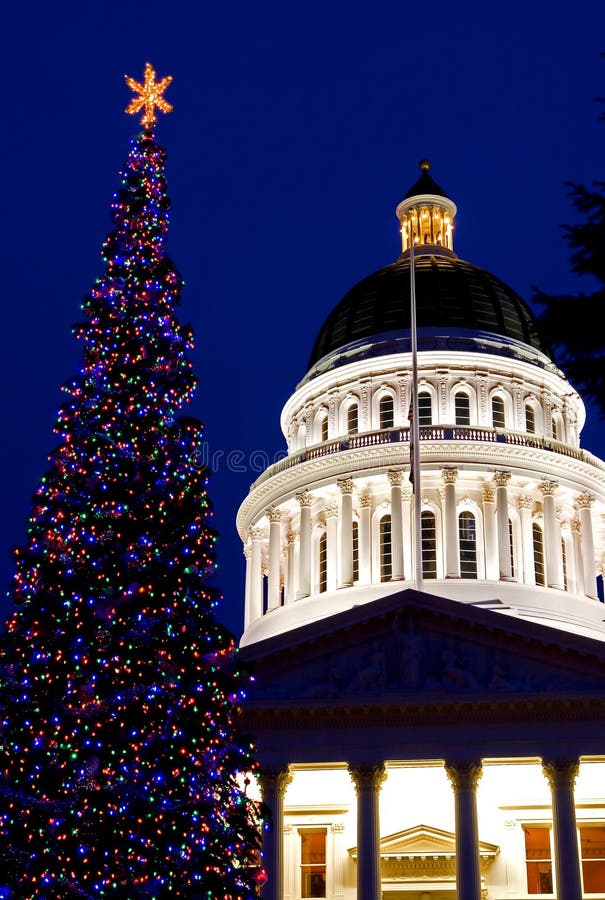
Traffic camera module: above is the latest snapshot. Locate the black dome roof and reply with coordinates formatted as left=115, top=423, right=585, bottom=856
left=308, top=253, right=549, bottom=370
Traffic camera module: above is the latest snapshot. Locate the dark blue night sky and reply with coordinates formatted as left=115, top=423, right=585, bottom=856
left=1, top=1, right=603, bottom=638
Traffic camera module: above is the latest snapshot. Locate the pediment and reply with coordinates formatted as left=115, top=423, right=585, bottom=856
left=239, top=588, right=605, bottom=708
left=348, top=823, right=498, bottom=860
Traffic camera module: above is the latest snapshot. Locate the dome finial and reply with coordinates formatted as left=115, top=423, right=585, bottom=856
left=419, top=159, right=430, bottom=171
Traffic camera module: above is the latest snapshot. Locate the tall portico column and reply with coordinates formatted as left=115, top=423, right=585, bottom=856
left=494, top=471, right=513, bottom=580
left=388, top=471, right=404, bottom=581
left=442, top=468, right=460, bottom=578
left=266, top=507, right=282, bottom=611
left=539, top=480, right=563, bottom=589
left=339, top=478, right=354, bottom=588
left=348, top=763, right=387, bottom=900
left=541, top=758, right=583, bottom=900
left=325, top=502, right=339, bottom=591
left=285, top=528, right=296, bottom=604
left=249, top=526, right=264, bottom=622
left=481, top=486, right=498, bottom=580
left=358, top=494, right=372, bottom=585
left=243, top=543, right=252, bottom=629
left=258, top=766, right=293, bottom=900
left=518, top=495, right=535, bottom=585
left=297, top=491, right=313, bottom=598
left=444, top=760, right=483, bottom=900
left=576, top=491, right=597, bottom=598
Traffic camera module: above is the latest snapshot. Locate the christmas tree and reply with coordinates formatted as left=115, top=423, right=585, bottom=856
left=0, top=64, right=264, bottom=899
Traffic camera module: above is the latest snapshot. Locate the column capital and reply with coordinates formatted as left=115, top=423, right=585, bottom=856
left=388, top=469, right=404, bottom=487
left=286, top=528, right=296, bottom=545
left=539, top=479, right=559, bottom=496
left=518, top=494, right=534, bottom=510
left=481, top=486, right=495, bottom=504
left=348, top=762, right=387, bottom=794
left=259, top=766, right=293, bottom=799
left=571, top=519, right=582, bottom=535
left=358, top=494, right=372, bottom=509
left=325, top=502, right=339, bottom=518
left=576, top=491, right=595, bottom=510
left=541, top=758, right=580, bottom=790
left=249, top=525, right=264, bottom=541
left=243, top=543, right=251, bottom=559
left=444, top=760, right=483, bottom=792
left=441, top=467, right=458, bottom=485
left=338, top=477, right=354, bottom=495
left=296, top=490, right=313, bottom=508
left=267, top=505, right=282, bottom=523
left=493, top=470, right=511, bottom=488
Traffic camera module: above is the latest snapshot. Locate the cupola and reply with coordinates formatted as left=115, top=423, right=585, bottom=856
left=395, top=160, right=457, bottom=254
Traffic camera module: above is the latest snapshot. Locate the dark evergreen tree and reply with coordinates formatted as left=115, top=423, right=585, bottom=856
left=533, top=92, right=605, bottom=416
left=0, top=65, right=264, bottom=899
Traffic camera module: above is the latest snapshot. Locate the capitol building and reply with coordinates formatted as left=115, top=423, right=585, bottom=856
left=237, top=164, right=605, bottom=900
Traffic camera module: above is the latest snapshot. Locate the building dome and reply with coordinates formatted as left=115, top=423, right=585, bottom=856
left=308, top=253, right=548, bottom=372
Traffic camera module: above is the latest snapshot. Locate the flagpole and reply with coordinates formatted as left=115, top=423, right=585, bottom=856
left=409, top=234, right=423, bottom=591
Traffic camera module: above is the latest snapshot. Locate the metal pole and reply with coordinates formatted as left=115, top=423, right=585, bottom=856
left=410, top=237, right=423, bottom=591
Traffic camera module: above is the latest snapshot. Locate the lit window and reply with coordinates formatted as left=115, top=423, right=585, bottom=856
left=508, top=519, right=515, bottom=579
left=300, top=829, right=326, bottom=898
left=524, top=826, right=553, bottom=894
left=347, top=404, right=359, bottom=435
left=455, top=392, right=470, bottom=426
left=380, top=515, right=392, bottom=582
left=492, top=396, right=505, bottom=428
left=318, top=532, right=327, bottom=594
left=421, top=510, right=437, bottom=579
left=533, top=523, right=545, bottom=586
left=580, top=825, right=605, bottom=893
left=352, top=520, right=359, bottom=583
left=459, top=511, right=477, bottom=579
left=379, top=395, right=394, bottom=429
left=418, top=392, right=432, bottom=426
left=561, top=538, right=567, bottom=591
left=526, top=403, right=536, bottom=434
left=551, top=417, right=559, bottom=441
left=320, top=415, right=328, bottom=443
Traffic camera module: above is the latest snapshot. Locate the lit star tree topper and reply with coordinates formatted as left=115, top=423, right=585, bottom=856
left=125, top=61, right=173, bottom=128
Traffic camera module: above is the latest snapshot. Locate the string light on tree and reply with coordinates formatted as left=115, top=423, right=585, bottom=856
left=0, top=66, right=264, bottom=898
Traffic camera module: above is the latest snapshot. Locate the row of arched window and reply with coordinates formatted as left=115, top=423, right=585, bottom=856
left=301, top=389, right=567, bottom=448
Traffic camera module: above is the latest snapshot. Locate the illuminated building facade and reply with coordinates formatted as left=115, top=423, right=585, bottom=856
left=237, top=164, right=605, bottom=900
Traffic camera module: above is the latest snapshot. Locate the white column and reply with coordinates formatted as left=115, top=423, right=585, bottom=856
left=518, top=495, right=535, bottom=586
left=542, top=758, right=583, bottom=900
left=576, top=491, right=597, bottom=599
left=266, top=507, right=282, bottom=611
left=285, top=528, right=296, bottom=604
left=571, top=519, right=585, bottom=596
left=297, top=491, right=313, bottom=598
left=258, top=767, right=292, bottom=900
left=249, top=526, right=264, bottom=622
left=243, top=543, right=252, bottom=629
left=325, top=502, right=339, bottom=591
left=348, top=764, right=387, bottom=900
left=339, top=478, right=354, bottom=588
left=494, top=470, right=513, bottom=581
left=481, top=486, right=498, bottom=580
left=402, top=487, right=413, bottom=580
left=388, top=470, right=404, bottom=581
left=539, top=480, right=563, bottom=589
left=442, top=468, right=459, bottom=578
left=445, top=760, right=483, bottom=900
left=358, top=494, right=372, bottom=585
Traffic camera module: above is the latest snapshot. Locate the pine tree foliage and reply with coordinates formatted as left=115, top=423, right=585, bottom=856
left=0, top=129, right=264, bottom=898
left=533, top=94, right=605, bottom=417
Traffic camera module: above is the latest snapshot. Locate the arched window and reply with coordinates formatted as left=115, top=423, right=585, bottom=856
left=492, top=396, right=505, bottom=429
left=347, top=403, right=359, bottom=435
left=525, top=403, right=536, bottom=434
left=418, top=392, right=432, bottom=426
left=509, top=519, right=515, bottom=579
left=379, top=395, right=394, bottom=429
left=459, top=511, right=477, bottom=579
left=561, top=537, right=568, bottom=591
left=380, top=515, right=392, bottom=582
left=532, top=523, right=545, bottom=586
left=551, top=417, right=559, bottom=441
left=318, top=532, right=327, bottom=593
left=320, top=415, right=328, bottom=443
left=352, top=520, right=359, bottom=583
left=421, top=510, right=437, bottom=579
left=454, top=392, right=471, bottom=426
